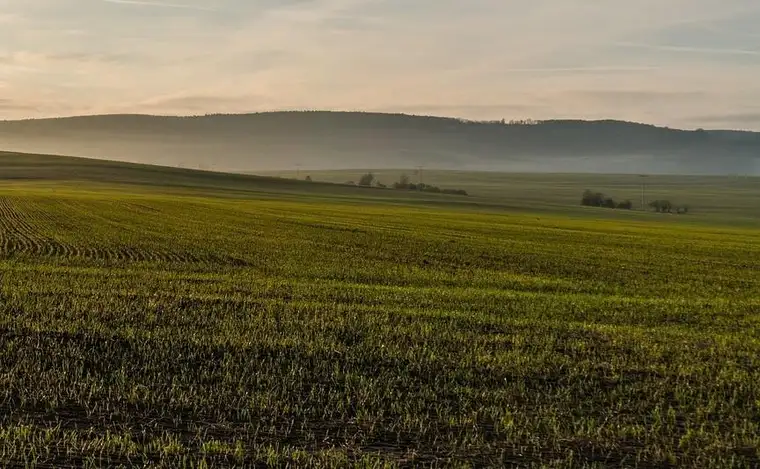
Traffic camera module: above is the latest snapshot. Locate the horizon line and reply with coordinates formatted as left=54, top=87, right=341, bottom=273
left=0, top=109, right=750, bottom=133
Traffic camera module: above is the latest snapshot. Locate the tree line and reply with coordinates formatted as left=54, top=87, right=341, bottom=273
left=581, top=190, right=633, bottom=210
left=362, top=173, right=468, bottom=195
left=306, top=172, right=468, bottom=196
left=648, top=200, right=689, bottom=214
left=581, top=190, right=690, bottom=213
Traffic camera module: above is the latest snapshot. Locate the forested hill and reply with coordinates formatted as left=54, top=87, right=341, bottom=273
left=0, top=111, right=758, bottom=175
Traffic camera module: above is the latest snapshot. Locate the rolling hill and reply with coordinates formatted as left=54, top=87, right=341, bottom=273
left=1, top=111, right=759, bottom=175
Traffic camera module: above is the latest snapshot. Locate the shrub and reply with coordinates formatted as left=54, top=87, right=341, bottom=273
left=390, top=177, right=467, bottom=196
left=442, top=189, right=469, bottom=196
left=581, top=190, right=605, bottom=207
left=358, top=173, right=375, bottom=187
left=394, top=174, right=411, bottom=189
left=649, top=200, right=673, bottom=213
left=581, top=190, right=633, bottom=210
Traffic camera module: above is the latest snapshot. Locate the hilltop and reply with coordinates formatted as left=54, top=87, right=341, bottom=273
left=1, top=111, right=758, bottom=175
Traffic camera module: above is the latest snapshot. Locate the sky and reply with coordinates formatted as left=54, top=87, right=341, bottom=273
left=2, top=0, right=760, bottom=129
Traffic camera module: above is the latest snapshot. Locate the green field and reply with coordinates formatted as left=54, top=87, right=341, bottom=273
left=266, top=169, right=760, bottom=225
left=0, top=152, right=759, bottom=467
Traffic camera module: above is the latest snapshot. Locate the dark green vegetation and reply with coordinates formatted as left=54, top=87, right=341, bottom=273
left=355, top=172, right=468, bottom=196
left=2, top=112, right=759, bottom=174
left=0, top=152, right=758, bottom=467
left=580, top=190, right=633, bottom=210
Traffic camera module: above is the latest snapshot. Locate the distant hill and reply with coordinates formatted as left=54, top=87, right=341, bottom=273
left=0, top=111, right=758, bottom=175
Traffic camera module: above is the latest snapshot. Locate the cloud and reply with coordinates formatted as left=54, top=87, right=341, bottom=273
left=616, top=41, right=760, bottom=56
left=567, top=90, right=707, bottom=101
left=0, top=50, right=136, bottom=69
left=691, top=112, right=760, bottom=127
left=0, top=98, right=38, bottom=111
left=122, top=93, right=274, bottom=114
left=1, top=0, right=760, bottom=129
left=101, top=0, right=217, bottom=11
left=0, top=13, right=21, bottom=24
left=502, top=66, right=658, bottom=74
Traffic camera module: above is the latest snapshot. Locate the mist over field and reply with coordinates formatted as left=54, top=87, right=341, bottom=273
left=1, top=111, right=758, bottom=176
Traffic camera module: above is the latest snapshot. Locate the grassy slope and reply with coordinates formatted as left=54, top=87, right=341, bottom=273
left=0, top=153, right=758, bottom=467
left=0, top=151, right=488, bottom=202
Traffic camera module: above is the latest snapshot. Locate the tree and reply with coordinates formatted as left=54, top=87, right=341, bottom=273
left=442, top=188, right=468, bottom=196
left=394, top=174, right=411, bottom=189
left=649, top=200, right=673, bottom=213
left=602, top=197, right=616, bottom=209
left=358, top=172, right=375, bottom=186
left=617, top=200, right=633, bottom=210
left=581, top=190, right=605, bottom=207
left=304, top=175, right=312, bottom=182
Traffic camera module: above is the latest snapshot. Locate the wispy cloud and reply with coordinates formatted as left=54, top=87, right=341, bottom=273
left=503, top=66, right=658, bottom=74
left=101, top=0, right=217, bottom=11
left=616, top=41, right=760, bottom=56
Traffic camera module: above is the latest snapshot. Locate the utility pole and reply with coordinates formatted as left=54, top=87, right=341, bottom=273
left=295, top=164, right=302, bottom=180
left=639, top=174, right=648, bottom=211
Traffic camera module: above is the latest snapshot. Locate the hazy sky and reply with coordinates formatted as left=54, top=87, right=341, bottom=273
left=2, top=0, right=760, bottom=128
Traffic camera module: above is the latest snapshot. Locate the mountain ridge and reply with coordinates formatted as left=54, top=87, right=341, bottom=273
left=1, top=111, right=758, bottom=175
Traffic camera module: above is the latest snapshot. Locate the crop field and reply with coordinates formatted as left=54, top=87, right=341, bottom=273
left=0, top=155, right=758, bottom=467
left=268, top=169, right=760, bottom=225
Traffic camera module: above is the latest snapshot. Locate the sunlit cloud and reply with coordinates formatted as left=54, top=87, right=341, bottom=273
left=616, top=42, right=760, bottom=56
left=101, top=0, right=217, bottom=10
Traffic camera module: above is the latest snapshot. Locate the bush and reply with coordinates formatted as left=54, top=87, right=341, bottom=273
left=581, top=190, right=605, bottom=207
left=649, top=200, right=673, bottom=213
left=304, top=175, right=312, bottom=182
left=442, top=189, right=469, bottom=196
left=390, top=175, right=468, bottom=196
left=358, top=173, right=375, bottom=187
left=394, top=174, right=411, bottom=189
left=581, top=190, right=632, bottom=210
